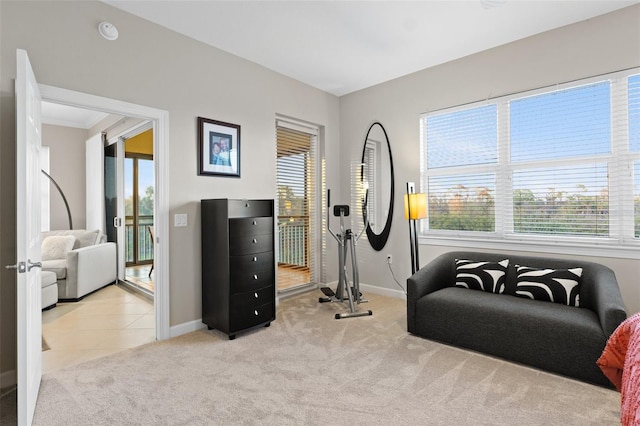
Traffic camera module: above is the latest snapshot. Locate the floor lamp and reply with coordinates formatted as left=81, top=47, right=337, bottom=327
left=405, top=182, right=427, bottom=275
left=42, top=169, right=73, bottom=230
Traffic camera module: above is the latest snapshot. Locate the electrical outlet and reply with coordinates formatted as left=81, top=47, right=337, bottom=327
left=386, top=254, right=392, bottom=264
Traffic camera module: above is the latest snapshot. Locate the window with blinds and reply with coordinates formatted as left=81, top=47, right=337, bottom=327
left=421, top=69, right=640, bottom=250
left=276, top=122, right=317, bottom=291
left=425, top=104, right=497, bottom=232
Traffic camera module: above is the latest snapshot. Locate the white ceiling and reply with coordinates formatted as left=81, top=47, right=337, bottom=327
left=103, top=0, right=638, bottom=96
left=41, top=102, right=109, bottom=129
left=44, top=0, right=637, bottom=126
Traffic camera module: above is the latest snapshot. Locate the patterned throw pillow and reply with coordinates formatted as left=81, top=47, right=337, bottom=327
left=514, top=265, right=583, bottom=306
left=455, top=259, right=509, bottom=294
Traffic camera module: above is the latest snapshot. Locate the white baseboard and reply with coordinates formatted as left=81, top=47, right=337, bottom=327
left=323, top=280, right=406, bottom=300
left=169, top=319, right=207, bottom=338
left=1, top=369, right=16, bottom=389
left=360, top=283, right=406, bottom=300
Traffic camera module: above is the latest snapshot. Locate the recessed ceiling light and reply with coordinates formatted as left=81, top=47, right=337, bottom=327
left=98, top=21, right=119, bottom=41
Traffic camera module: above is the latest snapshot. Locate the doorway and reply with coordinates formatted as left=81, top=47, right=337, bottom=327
left=123, top=129, right=155, bottom=295
left=39, top=107, right=158, bottom=373
left=39, top=83, right=170, bottom=343
left=275, top=118, right=320, bottom=294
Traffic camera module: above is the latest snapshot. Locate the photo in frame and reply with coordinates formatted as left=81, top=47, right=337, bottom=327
left=198, top=117, right=240, bottom=177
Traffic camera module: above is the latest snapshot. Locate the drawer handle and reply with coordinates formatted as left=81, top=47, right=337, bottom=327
left=245, top=203, right=250, bottom=208
left=253, top=274, right=258, bottom=280
left=252, top=220, right=257, bottom=226
left=252, top=257, right=258, bottom=262
left=254, top=310, right=259, bottom=316
left=252, top=238, right=258, bottom=244
left=254, top=292, right=259, bottom=298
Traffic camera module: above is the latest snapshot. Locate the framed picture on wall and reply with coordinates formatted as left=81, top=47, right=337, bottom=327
left=198, top=117, right=241, bottom=177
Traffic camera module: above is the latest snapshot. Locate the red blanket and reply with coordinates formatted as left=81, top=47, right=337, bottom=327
left=597, top=313, right=640, bottom=426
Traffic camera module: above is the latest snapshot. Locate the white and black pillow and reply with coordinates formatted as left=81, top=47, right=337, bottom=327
left=514, top=265, right=582, bottom=307
left=455, top=259, right=509, bottom=294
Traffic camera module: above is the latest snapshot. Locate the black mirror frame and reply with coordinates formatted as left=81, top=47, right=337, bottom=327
left=360, top=122, right=394, bottom=251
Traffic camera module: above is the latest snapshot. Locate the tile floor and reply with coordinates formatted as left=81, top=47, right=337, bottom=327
left=41, top=283, right=155, bottom=374
left=125, top=264, right=154, bottom=294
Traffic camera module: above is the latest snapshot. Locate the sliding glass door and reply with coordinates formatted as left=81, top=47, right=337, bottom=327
left=276, top=120, right=319, bottom=293
left=124, top=155, right=154, bottom=267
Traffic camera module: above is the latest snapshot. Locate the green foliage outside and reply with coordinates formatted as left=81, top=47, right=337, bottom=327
left=512, top=187, right=608, bottom=236
left=429, top=185, right=495, bottom=232
left=428, top=184, right=640, bottom=237
left=125, top=185, right=154, bottom=263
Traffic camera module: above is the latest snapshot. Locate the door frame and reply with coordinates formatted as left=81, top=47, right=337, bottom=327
left=106, top=122, right=153, bottom=281
left=38, top=84, right=170, bottom=340
left=275, top=116, right=321, bottom=294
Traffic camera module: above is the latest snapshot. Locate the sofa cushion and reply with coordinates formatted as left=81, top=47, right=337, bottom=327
left=41, top=235, right=75, bottom=260
left=41, top=259, right=67, bottom=279
left=454, top=258, right=509, bottom=293
left=514, top=265, right=582, bottom=306
left=72, top=229, right=100, bottom=248
left=42, top=229, right=101, bottom=249
left=41, top=270, right=57, bottom=288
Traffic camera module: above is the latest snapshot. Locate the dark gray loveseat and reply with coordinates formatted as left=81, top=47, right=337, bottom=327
left=407, top=251, right=627, bottom=387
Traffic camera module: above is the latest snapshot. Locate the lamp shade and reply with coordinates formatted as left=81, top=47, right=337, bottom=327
left=404, top=192, right=427, bottom=220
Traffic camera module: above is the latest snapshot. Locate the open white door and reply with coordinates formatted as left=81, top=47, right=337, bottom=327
left=13, top=49, right=43, bottom=426
left=85, top=133, right=105, bottom=234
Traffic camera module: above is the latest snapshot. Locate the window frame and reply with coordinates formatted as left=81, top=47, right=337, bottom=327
left=419, top=68, right=640, bottom=260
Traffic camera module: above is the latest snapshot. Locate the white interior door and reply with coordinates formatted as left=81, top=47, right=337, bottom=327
left=85, top=133, right=105, bottom=234
left=14, top=48, right=43, bottom=426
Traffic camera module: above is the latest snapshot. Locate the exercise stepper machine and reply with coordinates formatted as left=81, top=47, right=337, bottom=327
left=319, top=190, right=373, bottom=319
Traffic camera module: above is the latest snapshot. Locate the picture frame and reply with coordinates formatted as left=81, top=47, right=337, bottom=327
left=197, top=117, right=241, bottom=177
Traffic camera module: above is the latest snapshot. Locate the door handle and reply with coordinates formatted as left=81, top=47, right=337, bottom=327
left=5, top=261, right=26, bottom=273
left=27, top=259, right=42, bottom=271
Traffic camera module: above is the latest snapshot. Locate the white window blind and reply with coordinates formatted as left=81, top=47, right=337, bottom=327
left=276, top=122, right=318, bottom=289
left=635, top=161, right=640, bottom=238
left=420, top=68, right=640, bottom=252
left=424, top=104, right=498, bottom=234
left=362, top=143, right=377, bottom=229
left=510, top=82, right=610, bottom=237
left=630, top=74, right=640, bottom=153
left=426, top=104, right=497, bottom=168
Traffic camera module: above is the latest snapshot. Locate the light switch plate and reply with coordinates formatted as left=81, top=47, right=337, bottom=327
left=174, top=213, right=188, bottom=227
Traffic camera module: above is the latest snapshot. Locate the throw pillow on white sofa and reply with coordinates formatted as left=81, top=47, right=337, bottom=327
left=42, top=235, right=75, bottom=261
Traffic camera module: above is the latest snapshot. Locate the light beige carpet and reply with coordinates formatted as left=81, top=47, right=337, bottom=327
left=33, top=291, right=620, bottom=425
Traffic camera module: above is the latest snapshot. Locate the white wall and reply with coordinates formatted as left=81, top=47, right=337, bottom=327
left=42, top=124, right=88, bottom=230
left=0, top=0, right=340, bottom=376
left=339, top=5, right=640, bottom=314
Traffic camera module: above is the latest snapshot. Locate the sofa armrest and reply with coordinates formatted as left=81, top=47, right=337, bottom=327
left=406, top=253, right=454, bottom=333
left=407, top=253, right=453, bottom=302
left=65, top=242, right=117, bottom=298
left=582, top=264, right=627, bottom=337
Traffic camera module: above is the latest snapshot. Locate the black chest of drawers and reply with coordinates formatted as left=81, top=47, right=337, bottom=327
left=201, top=199, right=275, bottom=340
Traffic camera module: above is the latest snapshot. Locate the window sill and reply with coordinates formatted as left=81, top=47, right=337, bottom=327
left=419, top=235, right=640, bottom=260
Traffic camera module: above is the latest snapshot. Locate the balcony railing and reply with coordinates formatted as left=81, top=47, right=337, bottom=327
left=125, top=215, right=154, bottom=264
left=278, top=216, right=308, bottom=268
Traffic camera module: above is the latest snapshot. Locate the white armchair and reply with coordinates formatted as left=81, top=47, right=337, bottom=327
left=41, top=229, right=117, bottom=301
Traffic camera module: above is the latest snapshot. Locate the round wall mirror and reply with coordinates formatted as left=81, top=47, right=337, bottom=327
left=360, top=122, right=394, bottom=251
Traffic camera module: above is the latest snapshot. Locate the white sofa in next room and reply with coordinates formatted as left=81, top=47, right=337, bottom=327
left=41, top=229, right=117, bottom=301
